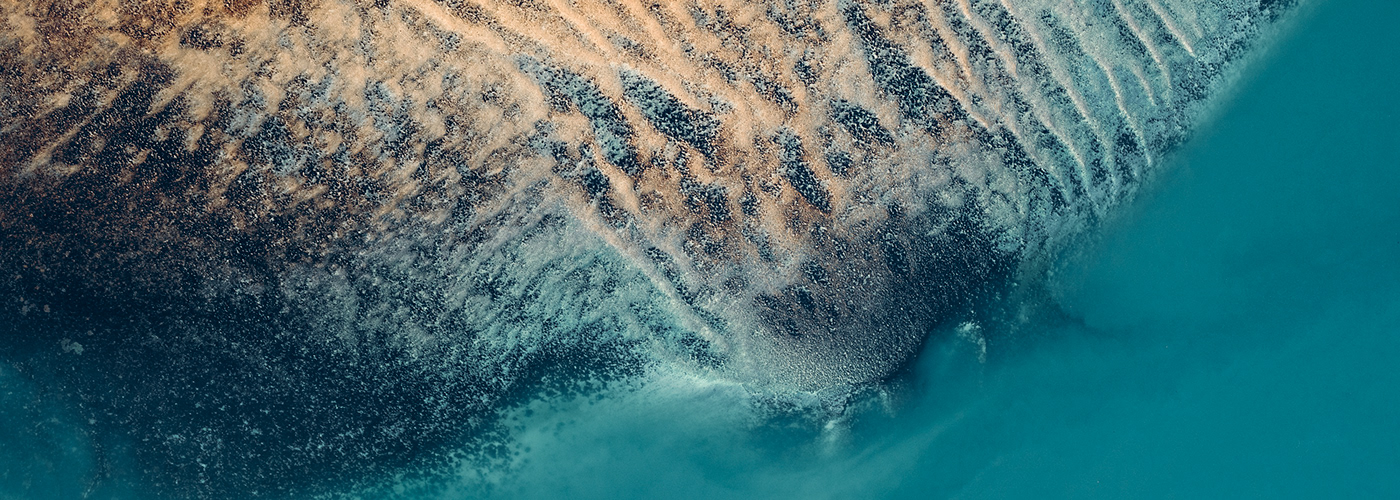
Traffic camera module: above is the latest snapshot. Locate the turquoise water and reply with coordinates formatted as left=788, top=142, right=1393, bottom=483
left=3, top=0, right=1397, bottom=498
left=453, top=0, right=1400, bottom=497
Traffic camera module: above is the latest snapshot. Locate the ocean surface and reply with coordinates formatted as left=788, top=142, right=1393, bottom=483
left=2, top=0, right=1397, bottom=498
left=424, top=1, right=1400, bottom=497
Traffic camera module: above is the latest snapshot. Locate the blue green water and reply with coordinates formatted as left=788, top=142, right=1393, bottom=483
left=461, top=0, right=1400, bottom=497
left=3, top=0, right=1397, bottom=497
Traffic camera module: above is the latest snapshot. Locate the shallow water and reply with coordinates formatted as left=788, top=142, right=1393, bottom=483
left=410, top=0, right=1400, bottom=497
left=3, top=0, right=1397, bottom=497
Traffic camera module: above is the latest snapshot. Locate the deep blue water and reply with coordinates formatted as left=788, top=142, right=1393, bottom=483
left=3, top=0, right=1397, bottom=498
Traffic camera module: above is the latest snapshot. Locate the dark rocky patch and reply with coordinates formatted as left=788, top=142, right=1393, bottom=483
left=519, top=57, right=642, bottom=175
left=179, top=22, right=228, bottom=50
left=825, top=149, right=853, bottom=177
left=842, top=4, right=970, bottom=134
left=620, top=70, right=721, bottom=157
left=775, top=129, right=830, bottom=212
left=829, top=99, right=894, bottom=146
